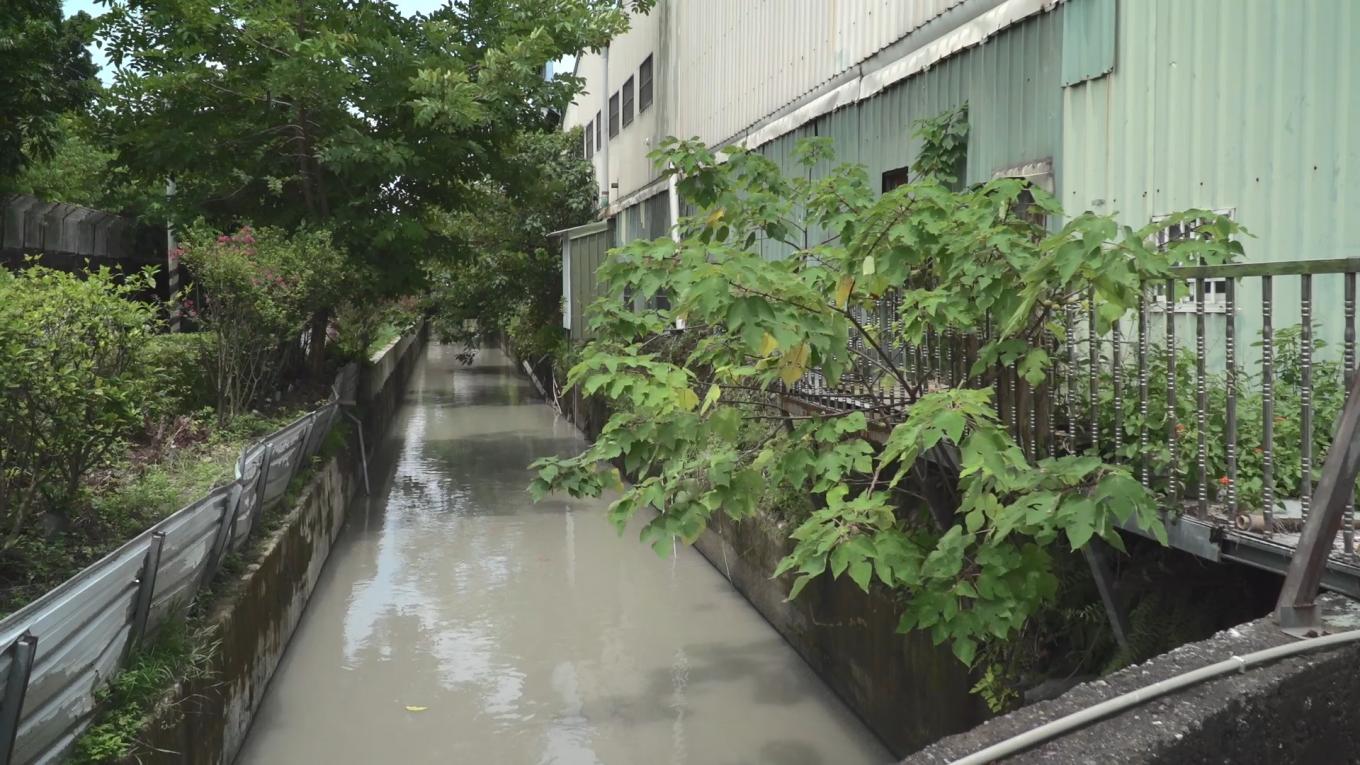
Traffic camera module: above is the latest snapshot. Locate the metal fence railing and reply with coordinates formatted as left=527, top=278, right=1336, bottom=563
left=788, top=258, right=1360, bottom=556
left=0, top=362, right=359, bottom=765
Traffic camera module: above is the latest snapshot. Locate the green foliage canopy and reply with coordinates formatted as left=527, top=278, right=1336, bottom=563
left=531, top=136, right=1244, bottom=665
left=0, top=1, right=97, bottom=186
left=98, top=0, right=648, bottom=290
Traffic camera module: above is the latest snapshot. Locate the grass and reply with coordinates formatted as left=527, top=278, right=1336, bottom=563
left=366, top=321, right=403, bottom=357
left=68, top=616, right=217, bottom=765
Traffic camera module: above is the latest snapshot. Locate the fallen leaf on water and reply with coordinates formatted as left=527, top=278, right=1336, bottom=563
left=405, top=705, right=429, bottom=712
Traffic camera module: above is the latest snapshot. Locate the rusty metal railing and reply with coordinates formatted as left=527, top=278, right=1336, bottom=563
left=790, top=258, right=1360, bottom=571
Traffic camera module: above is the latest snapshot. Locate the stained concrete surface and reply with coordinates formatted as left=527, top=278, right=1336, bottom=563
left=237, top=345, right=888, bottom=764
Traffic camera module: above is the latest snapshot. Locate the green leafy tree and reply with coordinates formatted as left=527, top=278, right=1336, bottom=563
left=427, top=125, right=598, bottom=359
left=531, top=136, right=1243, bottom=666
left=10, top=115, right=117, bottom=207
left=98, top=0, right=649, bottom=370
left=0, top=2, right=97, bottom=188
left=178, top=224, right=345, bottom=424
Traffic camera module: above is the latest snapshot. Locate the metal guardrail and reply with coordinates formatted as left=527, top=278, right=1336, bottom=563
left=0, top=362, right=360, bottom=765
left=788, top=257, right=1360, bottom=592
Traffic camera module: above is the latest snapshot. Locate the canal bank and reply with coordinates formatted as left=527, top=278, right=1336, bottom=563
left=236, top=345, right=888, bottom=763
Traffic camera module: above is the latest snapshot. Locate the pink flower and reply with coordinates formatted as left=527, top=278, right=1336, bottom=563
left=217, top=235, right=230, bottom=244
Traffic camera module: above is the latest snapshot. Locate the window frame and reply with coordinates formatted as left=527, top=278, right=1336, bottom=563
left=621, top=76, right=635, bottom=128
left=595, top=111, right=602, bottom=149
left=639, top=55, right=654, bottom=113
left=608, top=92, right=620, bottom=137
left=584, top=121, right=593, bottom=159
left=1152, top=209, right=1236, bottom=314
left=881, top=166, right=909, bottom=193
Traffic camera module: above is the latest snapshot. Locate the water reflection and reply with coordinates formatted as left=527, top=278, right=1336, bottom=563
left=237, top=345, right=888, bottom=764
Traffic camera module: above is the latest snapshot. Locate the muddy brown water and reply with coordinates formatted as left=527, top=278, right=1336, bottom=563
left=237, top=345, right=890, bottom=764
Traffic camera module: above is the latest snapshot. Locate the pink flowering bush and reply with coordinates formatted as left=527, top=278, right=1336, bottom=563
left=179, top=224, right=345, bottom=423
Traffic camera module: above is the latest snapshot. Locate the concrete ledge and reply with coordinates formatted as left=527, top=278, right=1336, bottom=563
left=129, top=327, right=427, bottom=764
left=907, top=593, right=1360, bottom=764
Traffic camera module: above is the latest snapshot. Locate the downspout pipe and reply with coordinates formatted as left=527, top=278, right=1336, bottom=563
left=600, top=43, right=610, bottom=210
left=951, top=629, right=1360, bottom=764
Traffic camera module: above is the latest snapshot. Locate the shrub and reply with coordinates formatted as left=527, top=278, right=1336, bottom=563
left=178, top=225, right=345, bottom=424
left=0, top=265, right=160, bottom=548
left=139, top=332, right=215, bottom=415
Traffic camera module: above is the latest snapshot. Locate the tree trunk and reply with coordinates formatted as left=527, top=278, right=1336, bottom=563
left=308, top=307, right=329, bottom=379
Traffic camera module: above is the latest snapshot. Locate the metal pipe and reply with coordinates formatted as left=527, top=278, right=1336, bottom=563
left=950, top=629, right=1360, bottom=765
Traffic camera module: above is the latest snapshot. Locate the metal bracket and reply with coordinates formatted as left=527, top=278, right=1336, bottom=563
left=343, top=410, right=371, bottom=496
left=1276, top=369, right=1360, bottom=633
left=0, top=633, right=37, bottom=765
left=202, top=483, right=244, bottom=589
left=1083, top=539, right=1131, bottom=650
left=127, top=531, right=166, bottom=653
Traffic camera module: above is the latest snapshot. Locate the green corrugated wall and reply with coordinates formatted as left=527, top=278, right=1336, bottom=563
left=1062, top=0, right=1360, bottom=358
left=753, top=9, right=1063, bottom=259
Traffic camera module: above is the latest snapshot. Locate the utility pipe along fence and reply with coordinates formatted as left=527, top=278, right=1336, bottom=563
left=0, top=361, right=363, bottom=765
left=787, top=258, right=1360, bottom=598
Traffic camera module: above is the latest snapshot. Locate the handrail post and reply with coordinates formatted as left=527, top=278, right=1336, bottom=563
left=1276, top=368, right=1360, bottom=633
left=202, top=484, right=244, bottom=589
left=0, top=633, right=37, bottom=765
left=127, top=532, right=167, bottom=653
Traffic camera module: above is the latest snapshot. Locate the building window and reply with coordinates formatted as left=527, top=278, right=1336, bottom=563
left=595, top=111, right=602, bottom=149
left=608, top=92, right=620, bottom=137
left=639, top=55, right=653, bottom=112
left=1153, top=210, right=1235, bottom=314
left=881, top=166, right=909, bottom=192
left=621, top=77, right=635, bottom=127
left=584, top=121, right=593, bottom=159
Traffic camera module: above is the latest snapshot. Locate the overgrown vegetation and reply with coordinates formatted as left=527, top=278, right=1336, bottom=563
left=69, top=617, right=217, bottom=764
left=530, top=128, right=1244, bottom=673
left=427, top=127, right=599, bottom=363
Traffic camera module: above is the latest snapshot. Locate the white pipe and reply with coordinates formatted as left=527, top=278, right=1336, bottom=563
left=668, top=168, right=685, bottom=331
left=951, top=629, right=1360, bottom=765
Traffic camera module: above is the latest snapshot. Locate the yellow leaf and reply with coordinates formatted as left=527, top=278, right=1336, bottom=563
left=778, top=343, right=810, bottom=386
left=705, top=208, right=726, bottom=226
left=862, top=255, right=876, bottom=275
left=834, top=275, right=855, bottom=309
left=759, top=332, right=779, bottom=356
left=678, top=387, right=700, bottom=411
left=405, top=706, right=428, bottom=712
left=701, top=384, right=722, bottom=414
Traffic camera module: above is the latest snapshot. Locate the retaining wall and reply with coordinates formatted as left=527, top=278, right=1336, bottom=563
left=907, top=593, right=1360, bottom=764
left=132, top=326, right=427, bottom=764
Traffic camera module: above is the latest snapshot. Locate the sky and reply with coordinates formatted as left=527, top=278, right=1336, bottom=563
left=63, top=0, right=560, bottom=82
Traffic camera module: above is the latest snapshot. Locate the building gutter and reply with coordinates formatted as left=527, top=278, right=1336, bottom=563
left=735, top=0, right=1061, bottom=151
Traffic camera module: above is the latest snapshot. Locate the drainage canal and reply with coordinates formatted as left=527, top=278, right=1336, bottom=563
left=238, top=344, right=889, bottom=763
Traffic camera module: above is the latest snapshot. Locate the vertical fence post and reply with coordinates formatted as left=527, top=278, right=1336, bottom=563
left=202, top=484, right=244, bottom=589
left=1166, top=278, right=1179, bottom=506
left=1263, top=275, right=1276, bottom=533
left=1138, top=292, right=1150, bottom=487
left=127, top=532, right=166, bottom=654
left=1196, top=276, right=1208, bottom=517
left=1226, top=278, right=1239, bottom=521
left=1346, top=272, right=1357, bottom=556
left=1301, top=274, right=1314, bottom=522
left=0, top=633, right=37, bottom=765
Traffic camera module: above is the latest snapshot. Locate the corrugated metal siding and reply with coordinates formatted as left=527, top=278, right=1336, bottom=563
left=672, top=0, right=967, bottom=147
left=1062, top=0, right=1360, bottom=354
left=567, top=229, right=611, bottom=340
left=748, top=11, right=1061, bottom=260
left=1060, top=0, right=1116, bottom=86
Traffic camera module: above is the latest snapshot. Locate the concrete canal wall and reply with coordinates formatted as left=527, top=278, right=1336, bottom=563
left=134, top=326, right=428, bottom=764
